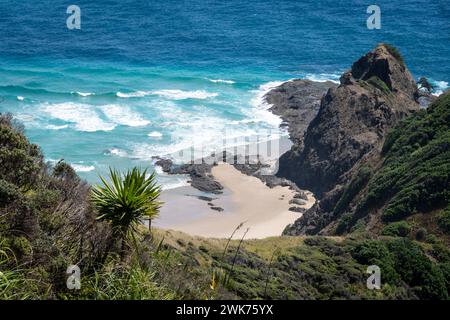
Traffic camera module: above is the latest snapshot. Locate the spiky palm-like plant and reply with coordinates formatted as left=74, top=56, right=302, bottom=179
left=91, top=167, right=162, bottom=258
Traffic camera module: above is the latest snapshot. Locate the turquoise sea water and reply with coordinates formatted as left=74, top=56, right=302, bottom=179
left=0, top=0, right=448, bottom=186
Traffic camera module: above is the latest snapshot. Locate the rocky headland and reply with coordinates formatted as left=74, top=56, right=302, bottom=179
left=264, top=44, right=450, bottom=237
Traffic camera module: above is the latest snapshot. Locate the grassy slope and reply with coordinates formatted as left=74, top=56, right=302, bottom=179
left=154, top=229, right=450, bottom=300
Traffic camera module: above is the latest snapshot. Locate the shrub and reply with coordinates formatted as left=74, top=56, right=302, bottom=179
left=7, top=236, right=32, bottom=259
left=77, top=263, right=176, bottom=300
left=0, top=117, right=43, bottom=189
left=382, top=43, right=404, bottom=64
left=437, top=207, right=450, bottom=234
left=425, top=234, right=439, bottom=244
left=387, top=238, right=448, bottom=299
left=415, top=228, right=427, bottom=241
left=382, top=221, right=412, bottom=237
left=91, top=167, right=162, bottom=259
left=439, top=263, right=450, bottom=293
left=335, top=213, right=353, bottom=235
left=351, top=240, right=399, bottom=284
left=333, top=166, right=372, bottom=216
left=52, top=160, right=79, bottom=181
left=432, top=242, right=450, bottom=263
left=0, top=179, right=20, bottom=206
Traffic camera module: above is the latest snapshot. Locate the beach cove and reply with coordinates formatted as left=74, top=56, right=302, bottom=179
left=156, top=162, right=315, bottom=239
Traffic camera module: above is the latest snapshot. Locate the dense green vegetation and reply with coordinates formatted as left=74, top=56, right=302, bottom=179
left=334, top=167, right=372, bottom=217
left=367, top=76, right=391, bottom=94
left=352, top=238, right=449, bottom=299
left=381, top=221, right=412, bottom=237
left=357, top=77, right=391, bottom=96
left=370, top=93, right=449, bottom=220
left=336, top=92, right=450, bottom=235
left=183, top=234, right=449, bottom=300
left=438, top=206, right=450, bottom=234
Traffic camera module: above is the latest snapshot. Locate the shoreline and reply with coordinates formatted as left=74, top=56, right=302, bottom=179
left=152, top=78, right=337, bottom=239
left=152, top=79, right=332, bottom=239
left=155, top=163, right=315, bottom=239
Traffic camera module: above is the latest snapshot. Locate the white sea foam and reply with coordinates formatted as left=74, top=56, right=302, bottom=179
left=104, top=147, right=128, bottom=157
left=116, top=89, right=218, bottom=100
left=126, top=81, right=288, bottom=162
left=73, top=91, right=94, bottom=97
left=14, top=114, right=35, bottom=124
left=155, top=171, right=190, bottom=191
left=152, top=89, right=218, bottom=100
left=100, top=104, right=150, bottom=127
left=116, top=91, right=151, bottom=98
left=304, top=73, right=341, bottom=84
left=432, top=80, right=449, bottom=96
left=208, top=79, right=235, bottom=84
left=160, top=178, right=190, bottom=190
left=152, top=158, right=190, bottom=190
left=46, top=124, right=69, bottom=130
left=148, top=131, right=163, bottom=138
left=71, top=163, right=95, bottom=172
left=41, top=103, right=150, bottom=131
left=17, top=96, right=24, bottom=101
left=40, top=102, right=116, bottom=132
left=154, top=165, right=164, bottom=175
left=248, top=81, right=287, bottom=127
left=45, top=158, right=59, bottom=165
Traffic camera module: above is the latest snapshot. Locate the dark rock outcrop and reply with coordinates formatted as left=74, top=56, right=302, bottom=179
left=289, top=206, right=306, bottom=213
left=266, top=79, right=337, bottom=145
left=154, top=157, right=223, bottom=194
left=272, top=44, right=421, bottom=235
left=155, top=152, right=309, bottom=199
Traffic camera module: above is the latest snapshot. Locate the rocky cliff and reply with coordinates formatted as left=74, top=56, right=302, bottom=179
left=266, top=79, right=337, bottom=146
left=272, top=44, right=422, bottom=235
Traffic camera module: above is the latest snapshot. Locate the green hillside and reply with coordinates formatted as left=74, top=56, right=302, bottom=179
left=335, top=92, right=450, bottom=243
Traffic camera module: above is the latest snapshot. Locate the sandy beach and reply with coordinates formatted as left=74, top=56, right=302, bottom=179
left=155, top=163, right=315, bottom=239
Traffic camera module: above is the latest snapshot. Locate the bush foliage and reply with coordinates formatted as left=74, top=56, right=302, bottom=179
left=354, top=92, right=449, bottom=224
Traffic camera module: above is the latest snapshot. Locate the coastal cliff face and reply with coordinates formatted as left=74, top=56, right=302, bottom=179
left=274, top=44, right=426, bottom=235
left=277, top=45, right=419, bottom=198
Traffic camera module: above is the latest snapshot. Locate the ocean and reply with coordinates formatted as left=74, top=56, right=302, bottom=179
left=0, top=0, right=448, bottom=187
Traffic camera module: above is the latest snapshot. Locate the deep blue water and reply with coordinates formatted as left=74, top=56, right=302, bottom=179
left=0, top=0, right=448, bottom=185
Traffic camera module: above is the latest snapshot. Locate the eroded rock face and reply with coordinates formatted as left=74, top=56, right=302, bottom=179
left=350, top=45, right=418, bottom=100
left=275, top=44, right=421, bottom=235
left=266, top=79, right=337, bottom=145
left=277, top=44, right=419, bottom=198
